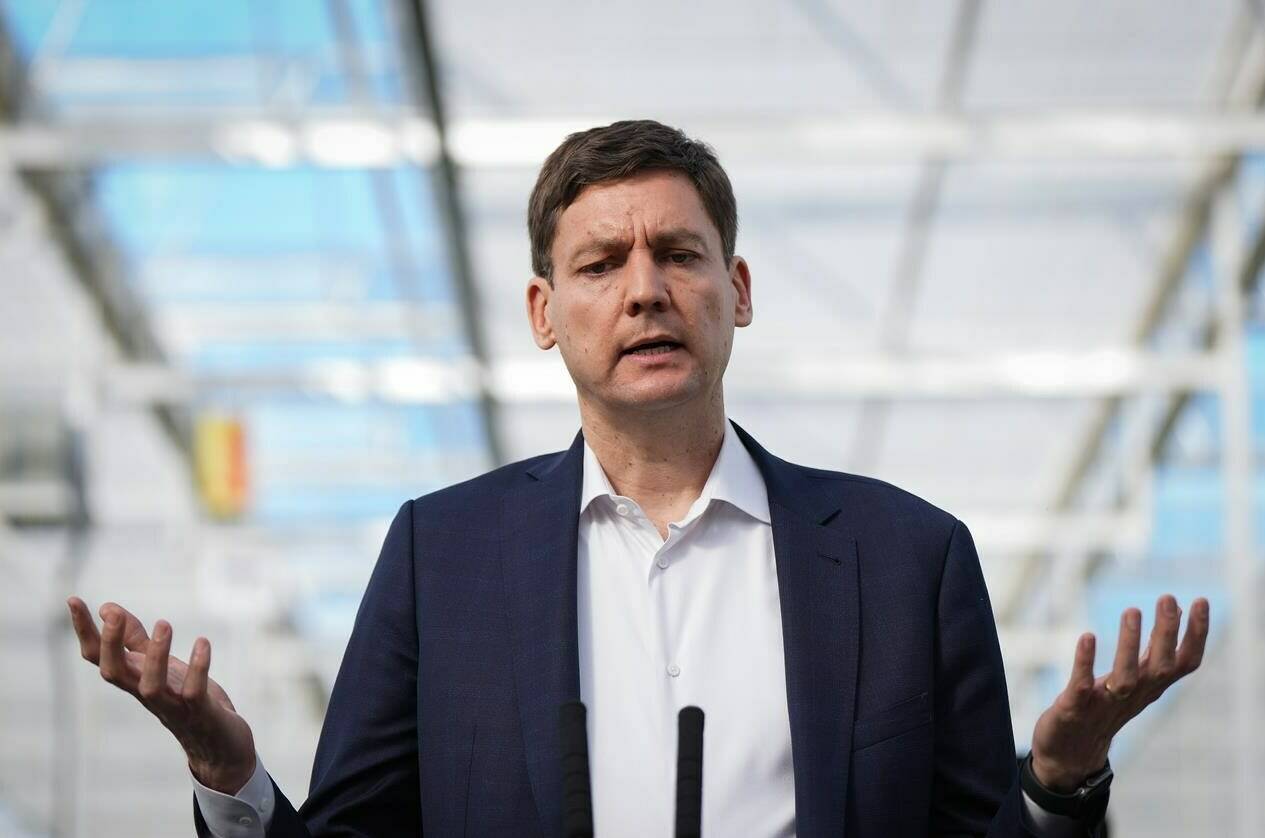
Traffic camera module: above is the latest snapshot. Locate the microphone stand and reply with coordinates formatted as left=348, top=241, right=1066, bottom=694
left=559, top=702, right=705, bottom=838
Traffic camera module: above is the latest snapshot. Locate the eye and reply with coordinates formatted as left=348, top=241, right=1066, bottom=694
left=666, top=251, right=697, bottom=265
left=581, top=260, right=614, bottom=276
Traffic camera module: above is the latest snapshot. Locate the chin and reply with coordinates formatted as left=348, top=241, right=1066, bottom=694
left=607, top=381, right=705, bottom=413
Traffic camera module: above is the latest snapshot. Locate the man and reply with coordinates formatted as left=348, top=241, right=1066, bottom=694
left=68, top=119, right=1208, bottom=837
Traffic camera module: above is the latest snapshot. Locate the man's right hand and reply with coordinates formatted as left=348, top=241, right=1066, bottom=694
left=66, top=596, right=258, bottom=795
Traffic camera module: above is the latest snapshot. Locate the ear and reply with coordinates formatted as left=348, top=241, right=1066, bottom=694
left=526, top=275, right=557, bottom=349
left=730, top=255, right=753, bottom=328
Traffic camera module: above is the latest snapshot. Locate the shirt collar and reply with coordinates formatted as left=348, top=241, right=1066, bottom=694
left=580, top=419, right=772, bottom=525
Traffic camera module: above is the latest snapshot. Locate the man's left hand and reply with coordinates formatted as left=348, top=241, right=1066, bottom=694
left=1029, top=594, right=1210, bottom=792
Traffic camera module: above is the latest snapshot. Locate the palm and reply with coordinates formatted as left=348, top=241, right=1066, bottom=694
left=1028, top=595, right=1209, bottom=791
left=67, top=597, right=257, bottom=793
left=118, top=644, right=252, bottom=763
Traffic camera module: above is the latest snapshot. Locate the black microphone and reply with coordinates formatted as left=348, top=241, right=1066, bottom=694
left=675, top=706, right=705, bottom=838
left=560, top=701, right=594, bottom=838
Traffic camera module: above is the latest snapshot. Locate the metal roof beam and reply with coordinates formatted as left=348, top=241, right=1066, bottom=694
left=16, top=110, right=1265, bottom=167
left=0, top=350, right=1226, bottom=409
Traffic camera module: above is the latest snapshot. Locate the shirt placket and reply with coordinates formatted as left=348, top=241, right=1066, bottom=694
left=613, top=496, right=697, bottom=788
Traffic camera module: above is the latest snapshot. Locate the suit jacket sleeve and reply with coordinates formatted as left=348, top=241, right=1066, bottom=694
left=193, top=499, right=422, bottom=837
left=932, top=519, right=1105, bottom=838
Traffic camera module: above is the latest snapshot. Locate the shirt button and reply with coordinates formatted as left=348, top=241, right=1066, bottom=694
left=667, top=663, right=681, bottom=677
left=656, top=557, right=669, bottom=569
left=237, top=816, right=253, bottom=826
left=615, top=503, right=630, bottom=516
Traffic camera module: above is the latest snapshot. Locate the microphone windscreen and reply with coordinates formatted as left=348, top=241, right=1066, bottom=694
left=675, top=706, right=705, bottom=838
left=560, top=701, right=594, bottom=838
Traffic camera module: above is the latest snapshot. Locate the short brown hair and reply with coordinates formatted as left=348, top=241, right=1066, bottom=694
left=527, top=119, right=738, bottom=282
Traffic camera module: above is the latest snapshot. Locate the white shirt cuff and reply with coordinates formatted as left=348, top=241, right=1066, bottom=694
left=190, top=753, right=275, bottom=838
left=1021, top=787, right=1085, bottom=837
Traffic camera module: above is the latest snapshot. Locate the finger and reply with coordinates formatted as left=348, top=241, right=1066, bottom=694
left=97, top=601, right=151, bottom=652
left=1146, top=595, right=1181, bottom=682
left=1175, top=597, right=1211, bottom=675
left=123, top=648, right=148, bottom=680
left=138, top=620, right=172, bottom=703
left=98, top=609, right=138, bottom=692
left=152, top=644, right=190, bottom=689
left=67, top=597, right=101, bottom=664
left=1108, top=608, right=1142, bottom=698
left=1066, top=633, right=1097, bottom=702
left=181, top=637, right=210, bottom=704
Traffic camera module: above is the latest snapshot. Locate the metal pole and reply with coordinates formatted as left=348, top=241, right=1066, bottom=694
left=845, top=0, right=982, bottom=474
left=1210, top=187, right=1260, bottom=838
left=49, top=408, right=90, bottom=838
left=397, top=0, right=504, bottom=465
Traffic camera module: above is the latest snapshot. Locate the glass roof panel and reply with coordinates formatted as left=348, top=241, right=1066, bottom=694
left=0, top=0, right=489, bottom=526
left=4, top=0, right=406, bottom=110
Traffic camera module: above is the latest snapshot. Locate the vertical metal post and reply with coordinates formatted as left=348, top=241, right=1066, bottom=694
left=51, top=400, right=91, bottom=838
left=397, top=0, right=504, bottom=465
left=326, top=0, right=498, bottom=474
left=1210, top=187, right=1260, bottom=838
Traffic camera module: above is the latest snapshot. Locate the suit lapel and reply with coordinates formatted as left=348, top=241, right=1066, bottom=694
left=500, top=431, right=585, bottom=838
left=733, top=422, right=861, bottom=838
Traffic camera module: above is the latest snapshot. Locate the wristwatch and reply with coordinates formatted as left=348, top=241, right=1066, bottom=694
left=1020, top=751, right=1113, bottom=824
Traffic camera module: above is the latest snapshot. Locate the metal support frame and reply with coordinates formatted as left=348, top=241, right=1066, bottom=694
left=395, top=0, right=504, bottom=464
left=20, top=110, right=1265, bottom=168
left=847, top=0, right=982, bottom=473
left=0, top=15, right=191, bottom=470
left=1, top=20, right=188, bottom=833
left=998, top=18, right=1265, bottom=623
left=0, top=349, right=1223, bottom=408
left=325, top=0, right=501, bottom=469
left=1210, top=188, right=1261, bottom=838
left=789, top=0, right=917, bottom=106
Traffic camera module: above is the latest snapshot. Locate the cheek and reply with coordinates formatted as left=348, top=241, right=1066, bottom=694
left=696, top=295, right=727, bottom=346
left=555, top=304, right=598, bottom=358
left=708, top=297, right=723, bottom=322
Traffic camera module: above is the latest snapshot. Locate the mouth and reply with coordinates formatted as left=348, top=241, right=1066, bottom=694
left=621, top=339, right=684, bottom=357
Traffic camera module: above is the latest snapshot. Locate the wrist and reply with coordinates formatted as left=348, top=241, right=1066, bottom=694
left=189, top=752, right=256, bottom=795
left=1029, top=753, right=1086, bottom=793
left=1020, top=751, right=1114, bottom=822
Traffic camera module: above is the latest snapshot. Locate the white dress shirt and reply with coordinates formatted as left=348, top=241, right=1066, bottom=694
left=194, top=419, right=1080, bottom=836
left=577, top=419, right=795, bottom=837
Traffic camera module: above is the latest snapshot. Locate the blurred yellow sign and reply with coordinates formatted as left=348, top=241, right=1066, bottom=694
left=194, top=414, right=249, bottom=519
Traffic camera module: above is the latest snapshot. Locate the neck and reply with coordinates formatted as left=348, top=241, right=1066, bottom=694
left=578, top=390, right=727, bottom=530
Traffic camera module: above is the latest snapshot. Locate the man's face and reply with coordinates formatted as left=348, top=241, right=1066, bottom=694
left=526, top=170, right=752, bottom=417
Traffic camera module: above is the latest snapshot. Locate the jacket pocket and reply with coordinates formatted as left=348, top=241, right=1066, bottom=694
left=852, top=690, right=932, bottom=751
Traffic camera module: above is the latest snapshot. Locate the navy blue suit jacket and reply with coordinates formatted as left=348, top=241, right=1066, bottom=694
left=195, top=421, right=1097, bottom=837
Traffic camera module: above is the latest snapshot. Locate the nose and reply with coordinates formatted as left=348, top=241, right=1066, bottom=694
left=623, top=250, right=670, bottom=316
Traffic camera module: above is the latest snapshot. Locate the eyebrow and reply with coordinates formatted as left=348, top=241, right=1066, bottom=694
left=567, top=227, right=712, bottom=267
left=651, top=228, right=710, bottom=252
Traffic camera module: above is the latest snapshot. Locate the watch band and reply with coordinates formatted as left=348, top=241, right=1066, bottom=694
left=1020, top=752, right=1113, bottom=823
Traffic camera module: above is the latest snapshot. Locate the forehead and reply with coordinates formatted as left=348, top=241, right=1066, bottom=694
left=553, top=170, right=717, bottom=249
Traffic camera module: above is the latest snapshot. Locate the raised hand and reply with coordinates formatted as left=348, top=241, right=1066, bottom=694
left=1029, top=594, right=1210, bottom=791
left=66, top=596, right=258, bottom=794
